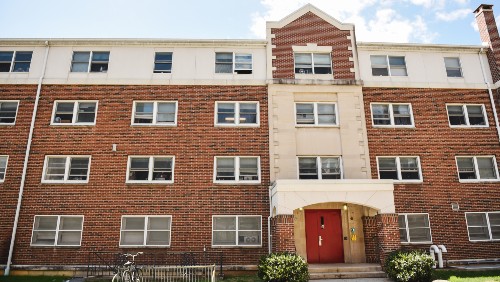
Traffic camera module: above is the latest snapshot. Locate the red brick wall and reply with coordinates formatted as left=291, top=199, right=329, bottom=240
left=8, top=84, right=270, bottom=266
left=364, top=87, right=500, bottom=260
left=271, top=215, right=295, bottom=253
left=376, top=214, right=400, bottom=263
left=0, top=84, right=37, bottom=264
left=271, top=12, right=355, bottom=80
left=362, top=216, right=379, bottom=263
left=475, top=6, right=500, bottom=83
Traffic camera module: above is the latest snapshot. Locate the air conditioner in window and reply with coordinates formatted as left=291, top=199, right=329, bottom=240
left=244, top=236, right=259, bottom=243
left=242, top=176, right=255, bottom=180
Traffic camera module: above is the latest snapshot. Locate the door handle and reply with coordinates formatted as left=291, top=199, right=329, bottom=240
left=319, top=235, right=323, bottom=246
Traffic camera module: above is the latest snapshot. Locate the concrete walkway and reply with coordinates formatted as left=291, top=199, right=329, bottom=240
left=312, top=279, right=391, bottom=282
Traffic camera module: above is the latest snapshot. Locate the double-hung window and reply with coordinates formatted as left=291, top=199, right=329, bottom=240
left=71, top=51, right=109, bottom=73
left=377, top=156, right=422, bottom=182
left=214, top=157, right=260, bottom=183
left=0, top=51, right=33, bottom=72
left=31, top=215, right=84, bottom=246
left=42, top=156, right=91, bottom=183
left=447, top=104, right=487, bottom=127
left=456, top=156, right=499, bottom=181
left=0, top=156, right=8, bottom=182
left=127, top=156, right=174, bottom=183
left=370, top=55, right=407, bottom=76
left=51, top=101, right=98, bottom=125
left=215, top=102, right=259, bottom=126
left=465, top=212, right=500, bottom=241
left=298, top=157, right=342, bottom=180
left=294, top=53, right=332, bottom=74
left=295, top=103, right=337, bottom=126
left=0, top=101, right=19, bottom=124
left=132, top=101, right=177, bottom=126
left=371, top=103, right=413, bottom=127
left=444, top=57, right=462, bottom=77
left=212, top=215, right=261, bottom=247
left=215, top=52, right=252, bottom=74
left=153, top=52, right=173, bottom=73
left=399, top=214, right=432, bottom=243
left=120, top=216, right=172, bottom=247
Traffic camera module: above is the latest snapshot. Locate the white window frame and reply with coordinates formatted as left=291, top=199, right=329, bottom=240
left=213, top=156, right=261, bottom=184
left=131, top=101, right=178, bottom=126
left=294, top=102, right=339, bottom=127
left=153, top=52, right=173, bottom=73
left=215, top=52, right=253, bottom=74
left=0, top=155, right=8, bottom=183
left=370, top=103, right=415, bottom=128
left=119, top=215, right=172, bottom=247
left=376, top=156, right=423, bottom=183
left=293, top=52, right=333, bottom=75
left=214, top=101, right=260, bottom=127
left=446, top=104, right=488, bottom=128
left=212, top=215, right=262, bottom=247
left=465, top=212, right=500, bottom=242
left=0, top=100, right=19, bottom=125
left=30, top=215, right=84, bottom=247
left=370, top=55, right=408, bottom=77
left=399, top=213, right=433, bottom=244
left=126, top=156, right=175, bottom=184
left=0, top=51, right=33, bottom=72
left=41, top=156, right=91, bottom=184
left=455, top=156, right=500, bottom=182
left=297, top=156, right=344, bottom=180
left=50, top=100, right=98, bottom=126
left=444, top=57, right=463, bottom=78
left=70, top=51, right=110, bottom=73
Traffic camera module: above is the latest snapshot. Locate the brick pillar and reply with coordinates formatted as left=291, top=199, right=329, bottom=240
left=362, top=216, right=379, bottom=263
left=271, top=215, right=295, bottom=253
left=376, top=214, right=400, bottom=264
left=475, top=4, right=500, bottom=83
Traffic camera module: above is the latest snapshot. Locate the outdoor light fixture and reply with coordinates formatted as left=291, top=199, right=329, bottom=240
left=343, top=204, right=348, bottom=210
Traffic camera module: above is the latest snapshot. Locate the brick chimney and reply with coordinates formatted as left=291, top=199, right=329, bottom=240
left=475, top=4, right=500, bottom=83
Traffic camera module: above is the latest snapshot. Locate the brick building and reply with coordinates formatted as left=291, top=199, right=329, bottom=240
left=0, top=3, right=499, bottom=275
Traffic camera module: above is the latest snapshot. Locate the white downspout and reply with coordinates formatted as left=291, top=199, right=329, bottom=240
left=429, top=245, right=440, bottom=269
left=5, top=41, right=50, bottom=276
left=268, top=184, right=273, bottom=254
left=438, top=245, right=447, bottom=268
left=479, top=48, right=500, bottom=143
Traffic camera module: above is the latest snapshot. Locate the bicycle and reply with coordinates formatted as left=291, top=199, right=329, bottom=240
left=112, top=252, right=144, bottom=282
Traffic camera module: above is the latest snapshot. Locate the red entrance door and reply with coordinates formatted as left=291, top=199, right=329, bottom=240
left=305, top=209, right=344, bottom=263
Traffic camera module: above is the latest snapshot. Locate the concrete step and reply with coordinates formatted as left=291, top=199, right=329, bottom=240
left=309, top=271, right=387, bottom=280
left=309, top=264, right=382, bottom=273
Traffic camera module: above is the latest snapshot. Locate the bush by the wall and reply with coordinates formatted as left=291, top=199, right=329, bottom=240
left=257, top=252, right=309, bottom=282
left=385, top=250, right=435, bottom=282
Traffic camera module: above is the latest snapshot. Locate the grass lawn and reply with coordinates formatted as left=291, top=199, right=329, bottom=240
left=220, top=274, right=262, bottom=282
left=433, top=269, right=500, bottom=281
left=0, top=277, right=69, bottom=282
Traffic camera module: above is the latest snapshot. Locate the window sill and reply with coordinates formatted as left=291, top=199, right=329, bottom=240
left=211, top=245, right=262, bottom=248
left=372, top=125, right=415, bottom=129
left=126, top=181, right=174, bottom=184
left=295, top=74, right=333, bottom=80
left=131, top=124, right=177, bottom=127
left=31, top=245, right=81, bottom=248
left=41, top=181, right=89, bottom=184
left=213, top=181, right=261, bottom=185
left=0, top=123, right=16, bottom=126
left=400, top=241, right=433, bottom=245
left=119, top=245, right=171, bottom=248
left=215, top=124, right=260, bottom=128
left=449, top=125, right=489, bottom=129
left=393, top=180, right=423, bottom=184
left=459, top=179, right=500, bottom=183
left=469, top=239, right=499, bottom=243
left=295, top=125, right=339, bottom=128
left=50, top=123, right=96, bottom=126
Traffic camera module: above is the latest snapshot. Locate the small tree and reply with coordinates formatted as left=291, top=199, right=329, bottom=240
left=385, top=250, right=435, bottom=282
left=257, top=252, right=309, bottom=282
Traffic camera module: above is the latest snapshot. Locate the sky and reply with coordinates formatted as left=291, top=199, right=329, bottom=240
left=0, top=0, right=496, bottom=45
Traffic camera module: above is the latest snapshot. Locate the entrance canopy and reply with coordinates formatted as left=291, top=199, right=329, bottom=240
left=270, top=179, right=395, bottom=215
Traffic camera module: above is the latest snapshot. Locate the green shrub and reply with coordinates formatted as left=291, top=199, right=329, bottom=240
left=385, top=250, right=435, bottom=282
left=257, top=252, right=309, bottom=282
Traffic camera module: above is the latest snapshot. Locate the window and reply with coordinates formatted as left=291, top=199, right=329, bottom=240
left=42, top=156, right=91, bottom=183
left=132, top=101, right=177, bottom=125
left=212, top=216, right=261, bottom=247
left=127, top=156, right=174, bottom=183
left=215, top=52, right=252, bottom=74
left=0, top=101, right=19, bottom=124
left=399, top=214, right=432, bottom=243
left=51, top=101, right=97, bottom=125
left=0, top=51, right=33, bottom=72
left=153, top=52, right=172, bottom=73
left=377, top=157, right=422, bottom=182
left=466, top=212, right=500, bottom=241
left=371, top=103, right=413, bottom=127
left=370, top=55, right=407, bottom=76
left=298, top=157, right=342, bottom=180
left=31, top=215, right=84, bottom=246
left=456, top=156, right=499, bottom=181
left=444, top=57, right=462, bottom=77
left=215, top=102, right=259, bottom=126
left=447, top=104, right=487, bottom=127
left=0, top=156, right=8, bottom=182
left=214, top=157, right=260, bottom=183
left=294, top=53, right=332, bottom=74
left=71, top=51, right=109, bottom=72
left=295, top=103, right=337, bottom=126
left=120, top=216, right=172, bottom=247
